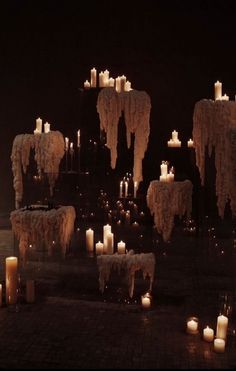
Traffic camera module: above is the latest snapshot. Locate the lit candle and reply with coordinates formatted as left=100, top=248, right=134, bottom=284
left=44, top=122, right=50, bottom=133
left=77, top=130, right=80, bottom=147
left=109, top=77, right=115, bottom=87
left=119, top=181, right=123, bottom=198
left=99, top=71, right=105, bottom=87
left=90, top=67, right=97, bottom=88
left=187, top=139, right=194, bottom=148
left=221, top=93, right=229, bottom=101
left=125, top=80, right=132, bottom=91
left=117, top=240, right=126, bottom=254
left=172, top=130, right=178, bottom=141
left=166, top=172, right=174, bottom=182
left=95, top=241, right=103, bottom=255
left=159, top=175, right=167, bottom=182
left=0, top=284, right=2, bottom=307
left=216, top=314, right=228, bottom=340
left=141, top=293, right=151, bottom=309
left=120, top=75, right=126, bottom=92
left=6, top=256, right=18, bottom=305
left=115, top=76, right=121, bottom=93
left=214, top=338, right=225, bottom=353
left=125, top=210, right=130, bottom=224
left=103, top=224, right=111, bottom=254
left=160, top=161, right=168, bottom=176
left=134, top=181, right=138, bottom=198
left=106, top=232, right=114, bottom=255
left=36, top=117, right=42, bottom=133
left=203, top=326, right=214, bottom=342
left=103, top=69, right=109, bottom=86
left=124, top=181, right=128, bottom=198
left=214, top=80, right=222, bottom=100
left=26, top=279, right=35, bottom=303
left=65, top=137, right=69, bottom=151
left=86, top=228, right=94, bottom=252
left=84, top=80, right=90, bottom=89
left=186, top=317, right=199, bottom=334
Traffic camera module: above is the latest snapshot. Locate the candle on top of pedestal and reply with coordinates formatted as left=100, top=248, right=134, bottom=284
left=187, top=138, right=194, bottom=148
left=117, top=240, right=126, bottom=254
left=96, top=241, right=103, bottom=255
left=90, top=67, right=97, bottom=88
left=86, top=228, right=94, bottom=252
left=214, top=80, right=222, bottom=100
left=167, top=130, right=181, bottom=147
left=44, top=122, right=50, bottom=133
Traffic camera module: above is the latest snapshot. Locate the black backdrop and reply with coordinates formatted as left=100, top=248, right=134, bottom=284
left=1, top=0, right=236, bottom=213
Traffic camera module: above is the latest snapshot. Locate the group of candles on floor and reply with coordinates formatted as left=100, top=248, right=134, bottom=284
left=1, top=257, right=35, bottom=307
left=186, top=314, right=229, bottom=353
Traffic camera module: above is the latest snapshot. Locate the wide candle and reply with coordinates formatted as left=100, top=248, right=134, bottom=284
left=117, top=240, right=126, bottom=254
left=186, top=317, right=199, bottom=334
left=214, top=338, right=225, bottom=353
left=6, top=256, right=18, bottom=305
left=95, top=241, right=103, bottom=255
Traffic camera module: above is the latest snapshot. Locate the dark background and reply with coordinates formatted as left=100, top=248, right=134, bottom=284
left=1, top=0, right=236, bottom=212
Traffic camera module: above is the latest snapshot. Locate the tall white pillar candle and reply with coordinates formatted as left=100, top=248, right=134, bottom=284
left=214, top=338, right=225, bottom=353
left=216, top=315, right=228, bottom=340
left=103, top=69, right=109, bottom=86
left=36, top=117, right=42, bottom=133
left=106, top=232, right=114, bottom=254
left=172, top=130, right=178, bottom=141
left=6, top=257, right=18, bottom=305
left=65, top=137, right=69, bottom=151
left=119, top=181, right=123, bottom=198
left=160, top=161, right=168, bottom=176
left=214, top=80, right=222, bottom=100
left=26, top=279, right=35, bottom=303
left=44, top=122, right=50, bottom=133
left=125, top=80, right=131, bottom=91
left=120, top=75, right=126, bottom=92
left=90, top=68, right=97, bottom=88
left=86, top=228, right=94, bottom=252
left=99, top=71, right=104, bottom=87
left=109, top=78, right=115, bottom=87
left=103, top=224, right=111, bottom=254
left=115, top=76, right=121, bottom=93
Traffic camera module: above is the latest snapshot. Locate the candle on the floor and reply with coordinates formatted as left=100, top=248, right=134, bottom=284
left=216, top=314, right=228, bottom=340
left=214, top=338, right=225, bottom=353
left=203, top=326, right=214, bottom=342
left=86, top=228, right=94, bottom=252
left=95, top=241, right=103, bottom=255
left=84, top=80, right=90, bottom=89
left=26, top=279, right=35, bottom=303
left=186, top=317, right=199, bottom=334
left=6, top=256, right=18, bottom=305
left=141, top=293, right=151, bottom=309
left=117, top=240, right=126, bottom=254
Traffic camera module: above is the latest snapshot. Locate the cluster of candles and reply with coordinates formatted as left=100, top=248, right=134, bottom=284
left=160, top=161, right=175, bottom=182
left=84, top=67, right=132, bottom=93
left=86, top=224, right=126, bottom=255
left=119, top=174, right=138, bottom=198
left=186, top=314, right=229, bottom=353
left=33, top=117, right=51, bottom=135
left=167, top=130, right=194, bottom=148
left=0, top=257, right=35, bottom=306
left=64, top=130, right=80, bottom=152
left=214, top=81, right=229, bottom=101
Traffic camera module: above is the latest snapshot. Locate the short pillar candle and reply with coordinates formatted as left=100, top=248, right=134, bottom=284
left=186, top=317, right=199, bottom=334
left=203, top=326, right=214, bottom=342
left=214, top=338, right=225, bottom=353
